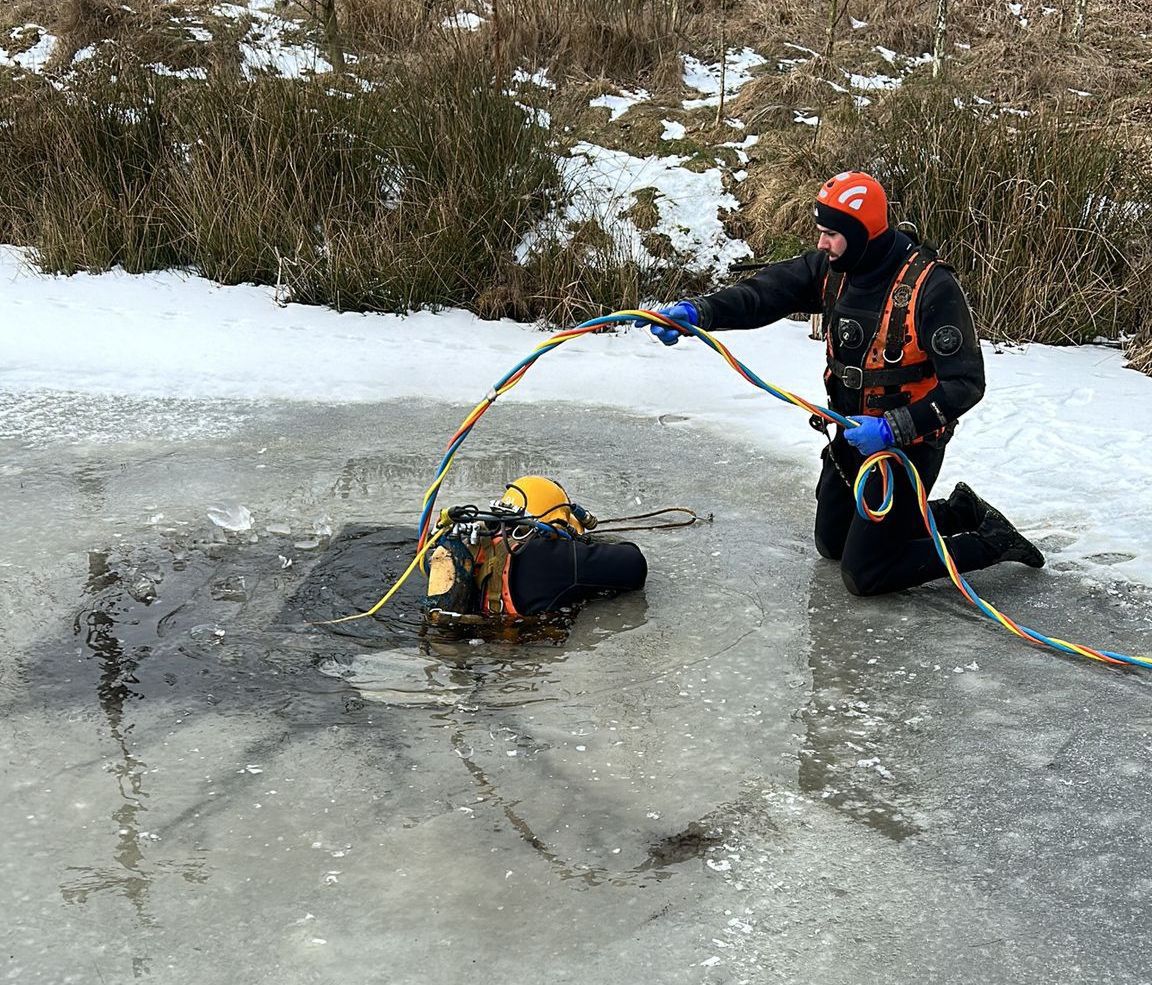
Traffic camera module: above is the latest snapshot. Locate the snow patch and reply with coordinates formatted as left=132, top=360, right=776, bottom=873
left=443, top=11, right=484, bottom=30
left=589, top=89, right=649, bottom=122
left=0, top=26, right=58, bottom=72
left=682, top=48, right=766, bottom=109
left=515, top=143, right=751, bottom=276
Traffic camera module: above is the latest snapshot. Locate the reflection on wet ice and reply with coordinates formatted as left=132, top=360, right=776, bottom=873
left=61, top=551, right=206, bottom=926
left=316, top=649, right=474, bottom=706
left=797, top=563, right=923, bottom=842
left=331, top=451, right=549, bottom=502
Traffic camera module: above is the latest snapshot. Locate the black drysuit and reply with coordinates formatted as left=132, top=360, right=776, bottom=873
left=692, top=232, right=1000, bottom=595
left=507, top=537, right=648, bottom=615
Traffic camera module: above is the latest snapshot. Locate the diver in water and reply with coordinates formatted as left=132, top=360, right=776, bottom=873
left=424, top=475, right=647, bottom=620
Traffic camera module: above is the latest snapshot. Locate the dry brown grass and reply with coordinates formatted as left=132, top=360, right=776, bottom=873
left=714, top=0, right=1152, bottom=120
left=0, top=0, right=241, bottom=71
left=1, top=0, right=68, bottom=28
left=947, top=34, right=1142, bottom=107
left=496, top=0, right=687, bottom=84
left=1124, top=251, right=1152, bottom=373
left=8, top=0, right=1152, bottom=116
left=5, top=0, right=1152, bottom=358
left=1128, top=335, right=1152, bottom=375
left=336, top=0, right=449, bottom=54
left=726, top=62, right=832, bottom=129
left=335, top=0, right=689, bottom=82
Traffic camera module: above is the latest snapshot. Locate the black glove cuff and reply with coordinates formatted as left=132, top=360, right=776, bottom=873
left=687, top=296, right=713, bottom=331
left=883, top=407, right=916, bottom=447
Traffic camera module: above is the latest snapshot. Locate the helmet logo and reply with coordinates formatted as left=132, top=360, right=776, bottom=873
left=836, top=185, right=869, bottom=211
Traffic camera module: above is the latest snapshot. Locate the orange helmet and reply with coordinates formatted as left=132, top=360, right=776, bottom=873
left=814, top=171, right=891, bottom=271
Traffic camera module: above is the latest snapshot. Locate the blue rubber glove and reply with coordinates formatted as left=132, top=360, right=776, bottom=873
left=640, top=301, right=698, bottom=345
left=843, top=415, right=894, bottom=455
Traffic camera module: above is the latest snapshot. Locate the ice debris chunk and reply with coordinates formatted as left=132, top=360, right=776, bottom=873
left=207, top=502, right=253, bottom=532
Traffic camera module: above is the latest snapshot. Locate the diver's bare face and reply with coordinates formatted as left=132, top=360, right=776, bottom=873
left=816, top=225, right=847, bottom=262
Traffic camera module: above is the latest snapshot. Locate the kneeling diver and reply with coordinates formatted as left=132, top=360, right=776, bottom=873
left=425, top=475, right=648, bottom=619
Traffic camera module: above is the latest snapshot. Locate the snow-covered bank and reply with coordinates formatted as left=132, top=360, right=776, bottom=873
left=3, top=245, right=1150, bottom=586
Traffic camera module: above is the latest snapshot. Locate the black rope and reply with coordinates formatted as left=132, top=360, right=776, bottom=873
left=443, top=504, right=706, bottom=535
left=594, top=507, right=707, bottom=532
left=809, top=414, right=854, bottom=490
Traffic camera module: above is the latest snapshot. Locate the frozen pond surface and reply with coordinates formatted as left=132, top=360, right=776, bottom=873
left=2, top=393, right=1152, bottom=984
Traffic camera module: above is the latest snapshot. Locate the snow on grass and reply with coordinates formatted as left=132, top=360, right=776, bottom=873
left=589, top=88, right=650, bottom=122
left=513, top=67, right=555, bottom=89
left=682, top=48, right=767, bottom=109
left=0, top=25, right=57, bottom=72
left=443, top=11, right=485, bottom=30
left=204, top=1, right=331, bottom=77
left=516, top=142, right=751, bottom=276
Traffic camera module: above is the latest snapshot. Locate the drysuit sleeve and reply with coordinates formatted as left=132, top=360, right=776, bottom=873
left=690, top=251, right=827, bottom=331
left=507, top=538, right=648, bottom=616
left=882, top=266, right=986, bottom=445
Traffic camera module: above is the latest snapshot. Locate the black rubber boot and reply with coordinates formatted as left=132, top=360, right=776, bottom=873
left=945, top=481, right=989, bottom=530
left=976, top=503, right=1045, bottom=568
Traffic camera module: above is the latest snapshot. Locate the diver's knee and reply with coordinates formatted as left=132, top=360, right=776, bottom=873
left=814, top=534, right=843, bottom=561
left=841, top=564, right=883, bottom=597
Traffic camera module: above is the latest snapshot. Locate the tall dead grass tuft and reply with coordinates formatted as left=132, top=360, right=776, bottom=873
left=51, top=0, right=197, bottom=67
left=508, top=227, right=713, bottom=325
left=743, top=87, right=1152, bottom=344
left=340, top=0, right=687, bottom=83
left=337, top=0, right=447, bottom=54
left=491, top=0, right=686, bottom=83
left=0, top=66, right=180, bottom=272
left=948, top=34, right=1140, bottom=106
left=0, top=54, right=571, bottom=315
left=1127, top=328, right=1152, bottom=375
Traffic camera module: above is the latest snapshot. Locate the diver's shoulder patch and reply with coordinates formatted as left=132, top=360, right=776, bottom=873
left=836, top=317, right=864, bottom=349
left=930, top=324, right=964, bottom=357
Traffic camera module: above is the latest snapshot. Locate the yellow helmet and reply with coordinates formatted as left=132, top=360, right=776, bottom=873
left=495, top=475, right=584, bottom=534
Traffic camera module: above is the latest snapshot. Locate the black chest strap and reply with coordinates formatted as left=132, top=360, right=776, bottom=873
left=821, top=268, right=845, bottom=338
left=827, top=358, right=933, bottom=391
left=882, top=246, right=937, bottom=363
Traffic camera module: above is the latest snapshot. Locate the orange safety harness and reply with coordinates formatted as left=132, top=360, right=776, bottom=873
left=821, top=246, right=947, bottom=442
left=425, top=530, right=524, bottom=619
left=471, top=534, right=523, bottom=618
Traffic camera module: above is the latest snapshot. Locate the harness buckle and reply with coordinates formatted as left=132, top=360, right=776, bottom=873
left=840, top=366, right=863, bottom=389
